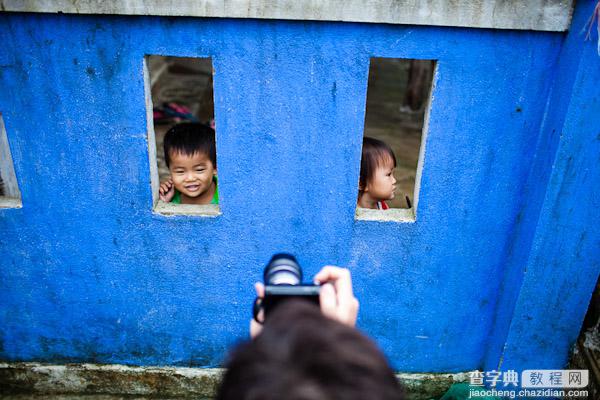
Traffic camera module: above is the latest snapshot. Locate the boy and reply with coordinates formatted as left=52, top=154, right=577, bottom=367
left=159, top=123, right=219, bottom=205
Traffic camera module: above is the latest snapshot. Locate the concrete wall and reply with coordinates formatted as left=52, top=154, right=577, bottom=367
left=0, top=1, right=598, bottom=373
left=0, top=0, right=575, bottom=31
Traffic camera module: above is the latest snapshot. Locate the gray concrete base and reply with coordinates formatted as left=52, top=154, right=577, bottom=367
left=0, top=362, right=471, bottom=399
left=0, top=363, right=222, bottom=399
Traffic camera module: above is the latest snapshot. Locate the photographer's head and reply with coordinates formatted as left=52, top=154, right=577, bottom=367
left=217, top=300, right=404, bottom=400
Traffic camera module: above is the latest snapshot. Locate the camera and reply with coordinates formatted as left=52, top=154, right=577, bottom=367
left=253, top=253, right=320, bottom=322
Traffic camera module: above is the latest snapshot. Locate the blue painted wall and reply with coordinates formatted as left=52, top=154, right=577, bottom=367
left=483, top=0, right=600, bottom=373
left=0, top=1, right=598, bottom=372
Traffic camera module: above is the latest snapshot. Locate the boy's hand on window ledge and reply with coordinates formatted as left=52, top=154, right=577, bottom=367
left=159, top=179, right=175, bottom=202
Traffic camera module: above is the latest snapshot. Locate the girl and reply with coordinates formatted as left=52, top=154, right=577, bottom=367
left=358, top=137, right=397, bottom=210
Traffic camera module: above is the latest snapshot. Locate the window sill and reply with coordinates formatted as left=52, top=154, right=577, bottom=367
left=153, top=201, right=221, bottom=217
left=355, top=207, right=415, bottom=223
left=0, top=197, right=22, bottom=209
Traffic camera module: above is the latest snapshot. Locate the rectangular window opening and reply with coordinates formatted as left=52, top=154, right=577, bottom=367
left=356, top=58, right=435, bottom=222
left=144, top=55, right=220, bottom=216
left=0, top=114, right=22, bottom=209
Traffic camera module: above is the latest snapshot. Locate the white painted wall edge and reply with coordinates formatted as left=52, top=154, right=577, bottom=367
left=0, top=0, right=574, bottom=32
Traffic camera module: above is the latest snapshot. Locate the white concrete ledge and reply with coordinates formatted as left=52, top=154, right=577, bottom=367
left=356, top=207, right=415, bottom=223
left=153, top=201, right=221, bottom=217
left=0, top=197, right=22, bottom=209
left=0, top=0, right=574, bottom=32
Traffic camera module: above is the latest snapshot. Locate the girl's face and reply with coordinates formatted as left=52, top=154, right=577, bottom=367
left=366, top=158, right=397, bottom=201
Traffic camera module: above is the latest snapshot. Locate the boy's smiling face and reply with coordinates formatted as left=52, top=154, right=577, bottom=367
left=168, top=150, right=216, bottom=204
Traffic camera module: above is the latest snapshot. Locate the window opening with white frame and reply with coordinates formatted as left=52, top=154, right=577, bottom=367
left=0, top=113, right=22, bottom=209
left=144, top=56, right=219, bottom=216
left=356, top=57, right=434, bottom=222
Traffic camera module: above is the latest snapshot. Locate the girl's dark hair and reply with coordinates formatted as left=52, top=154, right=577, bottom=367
left=217, top=300, right=404, bottom=400
left=163, top=123, right=216, bottom=168
left=359, top=137, right=397, bottom=192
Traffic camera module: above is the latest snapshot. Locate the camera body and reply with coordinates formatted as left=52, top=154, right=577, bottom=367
left=258, top=253, right=320, bottom=319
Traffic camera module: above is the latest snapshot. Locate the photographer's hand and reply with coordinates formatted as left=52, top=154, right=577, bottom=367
left=250, top=266, right=359, bottom=338
left=250, top=282, right=265, bottom=339
left=314, top=266, right=359, bottom=327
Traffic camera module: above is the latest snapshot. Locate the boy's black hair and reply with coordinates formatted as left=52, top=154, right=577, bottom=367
left=163, top=123, right=216, bottom=168
left=359, top=136, right=397, bottom=192
left=217, top=300, right=404, bottom=400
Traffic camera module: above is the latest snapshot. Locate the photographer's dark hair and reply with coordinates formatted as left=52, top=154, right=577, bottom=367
left=163, top=123, right=216, bottom=168
left=217, top=300, right=404, bottom=400
left=359, top=136, right=397, bottom=193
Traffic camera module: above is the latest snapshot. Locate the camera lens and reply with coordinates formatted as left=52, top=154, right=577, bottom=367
left=264, top=253, right=302, bottom=285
